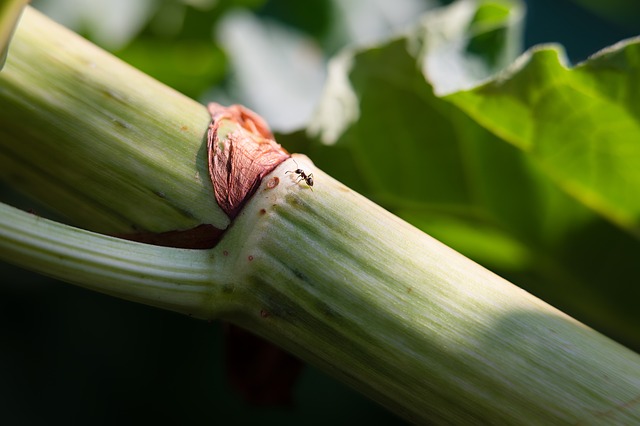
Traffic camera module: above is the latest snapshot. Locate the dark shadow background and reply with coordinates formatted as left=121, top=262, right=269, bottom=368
left=2, top=0, right=639, bottom=424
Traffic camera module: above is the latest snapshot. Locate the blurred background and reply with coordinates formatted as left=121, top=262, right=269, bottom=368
left=29, top=0, right=640, bottom=133
left=2, top=0, right=640, bottom=424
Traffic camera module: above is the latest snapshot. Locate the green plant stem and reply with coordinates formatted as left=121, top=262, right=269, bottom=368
left=3, top=154, right=639, bottom=423
left=223, top=156, right=640, bottom=424
left=0, top=6, right=227, bottom=234
left=0, top=201, right=228, bottom=318
left=0, top=0, right=27, bottom=67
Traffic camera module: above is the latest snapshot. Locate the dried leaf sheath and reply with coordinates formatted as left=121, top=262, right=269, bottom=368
left=207, top=103, right=290, bottom=218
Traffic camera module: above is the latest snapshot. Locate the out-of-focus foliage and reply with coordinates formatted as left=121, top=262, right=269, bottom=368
left=30, top=0, right=640, bottom=131
left=32, top=0, right=265, bottom=99
left=569, top=0, right=640, bottom=30
left=32, top=0, right=438, bottom=130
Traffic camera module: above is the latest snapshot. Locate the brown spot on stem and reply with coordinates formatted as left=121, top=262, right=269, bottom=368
left=248, top=255, right=254, bottom=261
left=260, top=309, right=270, bottom=318
left=223, top=250, right=229, bottom=256
left=266, top=176, right=280, bottom=189
left=259, top=209, right=266, bottom=215
left=207, top=103, right=289, bottom=219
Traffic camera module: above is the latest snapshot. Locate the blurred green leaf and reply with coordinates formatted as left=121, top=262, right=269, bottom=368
left=447, top=39, right=640, bottom=236
left=257, top=0, right=333, bottom=40
left=569, top=0, right=640, bottom=30
left=283, top=0, right=640, bottom=348
left=116, top=38, right=227, bottom=99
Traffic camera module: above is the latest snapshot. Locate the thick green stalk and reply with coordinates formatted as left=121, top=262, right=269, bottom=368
left=222, top=157, right=640, bottom=424
left=0, top=201, right=226, bottom=318
left=0, top=0, right=28, bottom=67
left=2, top=154, right=638, bottom=423
left=0, top=7, right=227, bottom=234
left=0, top=6, right=639, bottom=425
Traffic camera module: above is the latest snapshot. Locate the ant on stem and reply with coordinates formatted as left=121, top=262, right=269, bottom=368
left=285, top=159, right=314, bottom=190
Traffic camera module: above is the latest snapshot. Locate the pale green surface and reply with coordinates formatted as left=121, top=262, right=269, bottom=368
left=225, top=157, right=640, bottom=424
left=0, top=0, right=27, bottom=68
left=0, top=7, right=228, bottom=233
left=0, top=201, right=226, bottom=318
left=2, top=156, right=639, bottom=423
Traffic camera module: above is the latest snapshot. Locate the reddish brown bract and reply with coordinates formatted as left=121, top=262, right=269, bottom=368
left=207, top=103, right=290, bottom=219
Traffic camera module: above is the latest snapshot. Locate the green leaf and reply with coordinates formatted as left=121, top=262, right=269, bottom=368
left=115, top=38, right=227, bottom=99
left=286, top=0, right=640, bottom=348
left=447, top=39, right=640, bottom=236
left=411, top=0, right=525, bottom=95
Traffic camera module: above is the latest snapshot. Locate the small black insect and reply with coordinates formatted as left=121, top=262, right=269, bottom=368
left=286, top=159, right=314, bottom=190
